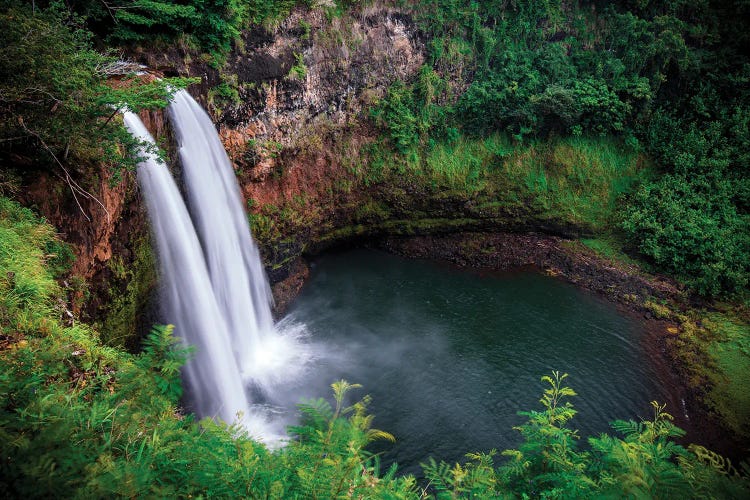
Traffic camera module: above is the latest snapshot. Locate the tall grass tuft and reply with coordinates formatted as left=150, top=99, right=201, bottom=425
left=365, top=133, right=646, bottom=230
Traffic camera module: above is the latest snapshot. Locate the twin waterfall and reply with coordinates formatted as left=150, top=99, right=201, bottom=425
left=123, top=90, right=299, bottom=440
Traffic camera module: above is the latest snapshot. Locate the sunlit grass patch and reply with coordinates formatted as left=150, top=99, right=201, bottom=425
left=423, top=134, right=512, bottom=191
left=502, top=136, right=645, bottom=228
left=359, top=133, right=649, bottom=231
left=705, top=313, right=750, bottom=438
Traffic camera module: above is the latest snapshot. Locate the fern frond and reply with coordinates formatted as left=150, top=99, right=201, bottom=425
left=687, top=444, right=738, bottom=476
left=366, top=428, right=396, bottom=443
left=331, top=380, right=362, bottom=406
left=611, top=419, right=641, bottom=437
left=421, top=458, right=455, bottom=493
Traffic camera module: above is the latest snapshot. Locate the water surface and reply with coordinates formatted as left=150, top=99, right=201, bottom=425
left=282, top=249, right=673, bottom=476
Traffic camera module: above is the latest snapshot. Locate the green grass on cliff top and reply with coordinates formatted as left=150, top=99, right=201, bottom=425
left=366, top=133, right=647, bottom=231
left=705, top=314, right=750, bottom=438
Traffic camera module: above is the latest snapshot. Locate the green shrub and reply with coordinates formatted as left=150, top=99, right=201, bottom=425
left=424, top=373, right=750, bottom=498
left=367, top=0, right=749, bottom=298
left=623, top=107, right=750, bottom=297
left=0, top=3, right=192, bottom=179
left=370, top=80, right=421, bottom=153
left=622, top=173, right=749, bottom=296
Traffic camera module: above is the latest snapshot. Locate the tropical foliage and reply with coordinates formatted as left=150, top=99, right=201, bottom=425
left=1, top=0, right=749, bottom=496
left=0, top=195, right=413, bottom=497
left=0, top=198, right=748, bottom=497
left=423, top=372, right=750, bottom=499
left=36, top=0, right=305, bottom=55
left=369, top=0, right=749, bottom=297
left=0, top=3, right=192, bottom=183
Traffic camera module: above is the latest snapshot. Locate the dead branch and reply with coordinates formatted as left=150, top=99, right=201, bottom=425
left=17, top=116, right=111, bottom=224
left=95, top=59, right=146, bottom=77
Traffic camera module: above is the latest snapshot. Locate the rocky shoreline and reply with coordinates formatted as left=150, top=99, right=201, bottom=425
left=380, top=232, right=684, bottom=310
left=271, top=231, right=685, bottom=315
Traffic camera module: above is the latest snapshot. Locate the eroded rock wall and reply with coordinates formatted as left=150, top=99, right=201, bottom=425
left=17, top=3, right=588, bottom=328
left=19, top=107, right=170, bottom=347
left=136, top=4, right=428, bottom=270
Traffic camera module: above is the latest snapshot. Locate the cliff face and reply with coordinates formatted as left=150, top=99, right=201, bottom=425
left=141, top=5, right=581, bottom=265
left=22, top=3, right=589, bottom=322
left=222, top=6, right=425, bottom=226
left=18, top=107, right=170, bottom=347
left=20, top=161, right=155, bottom=347
left=17, top=4, right=427, bottom=329
left=23, top=171, right=132, bottom=284
left=128, top=5, right=435, bottom=296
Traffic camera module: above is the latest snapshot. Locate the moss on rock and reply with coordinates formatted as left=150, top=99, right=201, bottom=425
left=96, top=236, right=157, bottom=349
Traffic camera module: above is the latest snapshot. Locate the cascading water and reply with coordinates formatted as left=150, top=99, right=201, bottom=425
left=168, top=91, right=280, bottom=387
left=123, top=98, right=307, bottom=441
left=166, top=90, right=309, bottom=394
left=122, top=111, right=251, bottom=427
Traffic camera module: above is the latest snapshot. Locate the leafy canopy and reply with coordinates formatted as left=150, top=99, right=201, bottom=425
left=369, top=0, right=749, bottom=297
left=0, top=3, right=193, bottom=182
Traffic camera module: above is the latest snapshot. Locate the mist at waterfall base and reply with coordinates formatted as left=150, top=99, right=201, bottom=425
left=124, top=92, right=317, bottom=443
left=126, top=91, right=676, bottom=472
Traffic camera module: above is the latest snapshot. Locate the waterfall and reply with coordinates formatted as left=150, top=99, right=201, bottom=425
left=167, top=90, right=307, bottom=392
left=123, top=111, right=251, bottom=427
left=123, top=96, right=303, bottom=441
left=167, top=91, right=275, bottom=381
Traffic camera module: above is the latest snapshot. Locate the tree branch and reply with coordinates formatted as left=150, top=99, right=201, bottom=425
left=17, top=116, right=111, bottom=224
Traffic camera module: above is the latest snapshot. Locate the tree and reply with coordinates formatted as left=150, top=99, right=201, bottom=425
left=0, top=3, right=192, bottom=184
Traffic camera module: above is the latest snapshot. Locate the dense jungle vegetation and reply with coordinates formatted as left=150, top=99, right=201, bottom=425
left=1, top=0, right=749, bottom=497
left=370, top=0, right=750, bottom=298
left=0, top=196, right=748, bottom=496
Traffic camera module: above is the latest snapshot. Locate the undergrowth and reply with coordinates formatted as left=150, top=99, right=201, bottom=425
left=0, top=197, right=416, bottom=497
left=1, top=197, right=749, bottom=497
left=640, top=299, right=750, bottom=441
left=367, top=0, right=750, bottom=298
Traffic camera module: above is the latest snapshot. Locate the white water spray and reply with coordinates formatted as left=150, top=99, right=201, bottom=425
left=124, top=96, right=308, bottom=441
left=166, top=90, right=310, bottom=393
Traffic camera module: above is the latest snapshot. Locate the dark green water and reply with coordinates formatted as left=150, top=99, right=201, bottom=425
left=283, top=249, right=676, bottom=476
